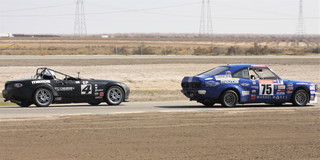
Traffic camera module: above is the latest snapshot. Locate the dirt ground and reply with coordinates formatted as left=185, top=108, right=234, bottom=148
left=0, top=108, right=319, bottom=160
left=0, top=56, right=319, bottom=101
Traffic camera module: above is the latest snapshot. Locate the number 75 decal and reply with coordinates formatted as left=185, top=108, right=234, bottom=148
left=81, top=84, right=92, bottom=94
left=259, top=84, right=274, bottom=95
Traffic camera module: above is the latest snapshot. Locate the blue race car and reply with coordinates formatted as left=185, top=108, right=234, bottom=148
left=181, top=64, right=318, bottom=107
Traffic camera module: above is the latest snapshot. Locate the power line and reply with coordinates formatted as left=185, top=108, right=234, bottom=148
left=0, top=3, right=74, bottom=13
left=74, top=0, right=87, bottom=37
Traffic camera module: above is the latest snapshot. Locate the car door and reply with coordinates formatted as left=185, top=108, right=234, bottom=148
left=52, top=79, right=81, bottom=100
left=250, top=67, right=286, bottom=103
left=232, top=67, right=253, bottom=103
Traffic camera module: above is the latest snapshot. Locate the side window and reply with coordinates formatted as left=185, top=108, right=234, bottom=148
left=233, top=68, right=249, bottom=79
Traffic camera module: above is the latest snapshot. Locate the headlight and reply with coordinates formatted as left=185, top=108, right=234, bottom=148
left=13, top=83, right=23, bottom=88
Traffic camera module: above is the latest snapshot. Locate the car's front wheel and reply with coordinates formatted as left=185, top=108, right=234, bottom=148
left=292, top=89, right=309, bottom=106
left=33, top=88, right=53, bottom=107
left=220, top=90, right=238, bottom=107
left=105, top=86, right=124, bottom=105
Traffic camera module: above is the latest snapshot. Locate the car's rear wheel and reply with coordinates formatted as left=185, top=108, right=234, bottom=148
left=34, top=88, right=53, bottom=107
left=221, top=90, right=238, bottom=107
left=292, top=89, right=309, bottom=106
left=106, top=86, right=124, bottom=105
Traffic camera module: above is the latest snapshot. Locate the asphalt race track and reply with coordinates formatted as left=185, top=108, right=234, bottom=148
left=0, top=101, right=319, bottom=120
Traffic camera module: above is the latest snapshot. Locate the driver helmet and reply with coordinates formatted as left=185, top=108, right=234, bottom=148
left=42, top=70, right=56, bottom=79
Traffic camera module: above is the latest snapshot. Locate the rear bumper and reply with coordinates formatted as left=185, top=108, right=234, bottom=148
left=181, top=89, right=206, bottom=101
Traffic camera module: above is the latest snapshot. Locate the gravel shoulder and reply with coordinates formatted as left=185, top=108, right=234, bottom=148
left=0, top=108, right=319, bottom=160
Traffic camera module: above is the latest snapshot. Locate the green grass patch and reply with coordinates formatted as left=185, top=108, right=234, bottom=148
left=0, top=102, right=16, bottom=106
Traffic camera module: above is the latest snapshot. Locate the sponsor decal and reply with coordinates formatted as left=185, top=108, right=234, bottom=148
left=259, top=84, right=274, bottom=95
left=242, top=91, right=250, bottom=96
left=251, top=95, right=256, bottom=100
left=55, top=97, right=62, bottom=101
left=226, top=71, right=232, bottom=75
left=287, top=86, right=294, bottom=91
left=54, top=87, right=75, bottom=92
left=310, top=91, right=316, bottom=94
left=31, top=80, right=50, bottom=84
left=81, top=84, right=92, bottom=94
left=251, top=86, right=259, bottom=89
left=241, top=83, right=250, bottom=87
left=278, top=85, right=286, bottom=90
left=276, top=91, right=285, bottom=95
left=95, top=96, right=103, bottom=99
left=259, top=80, right=283, bottom=85
left=251, top=80, right=257, bottom=85
left=205, top=78, right=213, bottom=80
left=99, top=92, right=104, bottom=96
left=215, top=75, right=232, bottom=80
left=296, top=82, right=308, bottom=85
left=287, top=91, right=293, bottom=94
left=251, top=65, right=266, bottom=67
left=205, top=81, right=220, bottom=87
left=310, top=95, right=315, bottom=100
left=96, top=89, right=103, bottom=92
left=252, top=90, right=257, bottom=94
left=286, top=83, right=293, bottom=87
left=95, top=92, right=99, bottom=96
left=75, top=81, right=80, bottom=84
left=257, top=95, right=288, bottom=99
left=220, top=79, right=239, bottom=84
left=310, top=86, right=316, bottom=90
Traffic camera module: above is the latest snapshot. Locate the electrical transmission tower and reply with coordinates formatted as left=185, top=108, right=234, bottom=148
left=199, top=0, right=213, bottom=38
left=296, top=0, right=305, bottom=39
left=74, top=0, right=87, bottom=36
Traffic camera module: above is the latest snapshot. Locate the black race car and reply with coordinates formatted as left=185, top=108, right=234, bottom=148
left=2, top=67, right=130, bottom=107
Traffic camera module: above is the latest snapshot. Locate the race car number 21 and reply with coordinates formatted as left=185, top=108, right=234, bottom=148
left=81, top=84, right=92, bottom=94
left=259, top=84, right=274, bottom=95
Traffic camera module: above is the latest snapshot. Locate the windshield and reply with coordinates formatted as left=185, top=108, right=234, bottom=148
left=198, top=66, right=229, bottom=76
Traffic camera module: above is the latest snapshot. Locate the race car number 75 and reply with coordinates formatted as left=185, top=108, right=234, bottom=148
left=259, top=84, right=274, bottom=95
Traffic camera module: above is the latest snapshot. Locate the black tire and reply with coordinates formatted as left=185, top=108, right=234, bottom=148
left=220, top=90, right=238, bottom=107
left=33, top=88, right=53, bottom=107
left=18, top=101, right=31, bottom=107
left=292, top=89, right=309, bottom=106
left=105, top=86, right=124, bottom=105
left=201, top=102, right=215, bottom=107
left=88, top=102, right=101, bottom=106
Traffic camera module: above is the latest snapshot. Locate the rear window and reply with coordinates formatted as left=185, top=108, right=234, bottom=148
left=199, top=66, right=229, bottom=76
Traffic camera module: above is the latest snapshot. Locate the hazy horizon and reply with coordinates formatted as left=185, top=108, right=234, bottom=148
left=0, top=0, right=319, bottom=35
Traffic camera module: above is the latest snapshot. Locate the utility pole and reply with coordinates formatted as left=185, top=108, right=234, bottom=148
left=199, top=0, right=213, bottom=38
left=296, top=0, right=305, bottom=42
left=74, top=0, right=87, bottom=37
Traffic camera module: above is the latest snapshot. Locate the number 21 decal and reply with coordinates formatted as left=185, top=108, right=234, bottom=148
left=259, top=84, right=274, bottom=95
left=81, top=84, right=92, bottom=94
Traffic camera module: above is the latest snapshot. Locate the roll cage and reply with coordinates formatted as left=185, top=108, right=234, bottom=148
left=34, top=67, right=80, bottom=81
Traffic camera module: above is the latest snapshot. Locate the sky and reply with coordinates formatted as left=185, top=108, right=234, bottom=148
left=0, top=0, right=319, bottom=34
